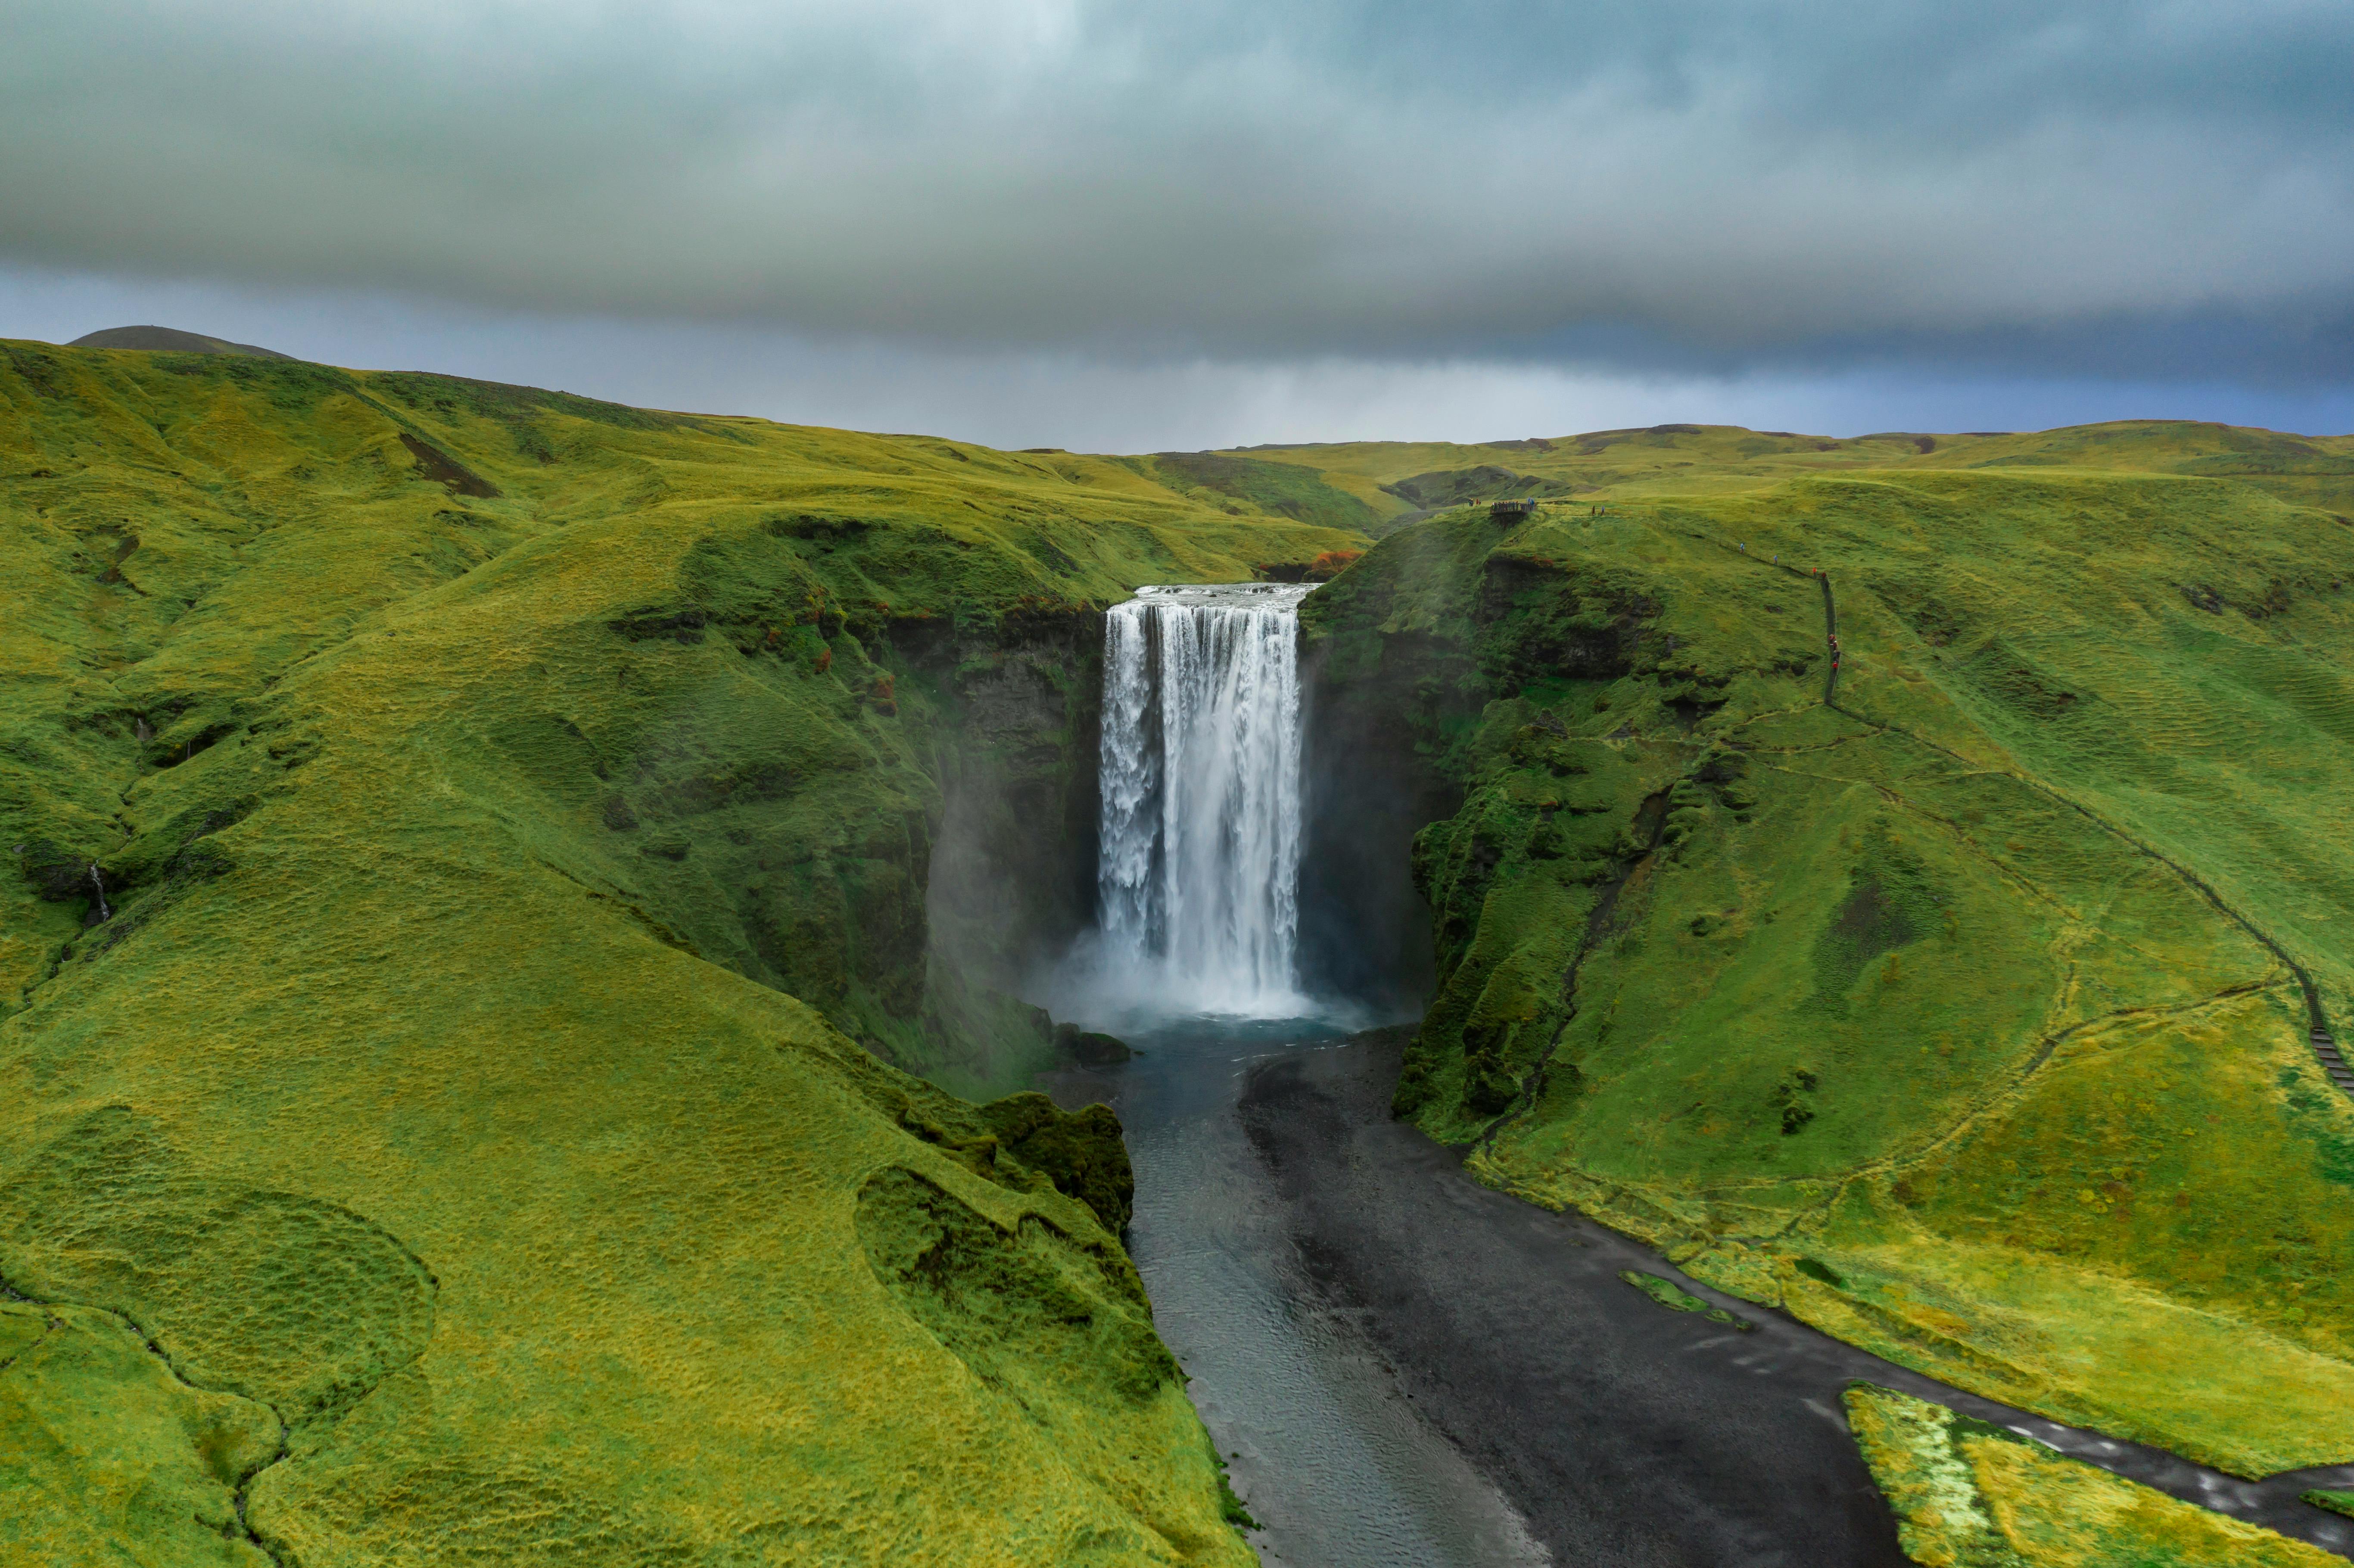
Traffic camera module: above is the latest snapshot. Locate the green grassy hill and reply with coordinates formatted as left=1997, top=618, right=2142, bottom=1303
left=10, top=336, right=2352, bottom=1561
left=0, top=339, right=1361, bottom=1565
left=1301, top=460, right=2354, bottom=1481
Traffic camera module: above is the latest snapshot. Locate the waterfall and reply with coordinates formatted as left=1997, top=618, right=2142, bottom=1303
left=1096, top=582, right=1313, bottom=1015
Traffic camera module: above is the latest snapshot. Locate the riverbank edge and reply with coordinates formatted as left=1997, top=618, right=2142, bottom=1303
left=1237, top=1028, right=2354, bottom=1562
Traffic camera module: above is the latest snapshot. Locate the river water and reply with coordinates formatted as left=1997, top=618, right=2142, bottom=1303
left=1076, top=580, right=1544, bottom=1560
left=1059, top=1015, right=1550, bottom=1568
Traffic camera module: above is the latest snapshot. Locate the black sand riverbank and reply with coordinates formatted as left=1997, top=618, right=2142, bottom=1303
left=1239, top=1030, right=1905, bottom=1566
left=1235, top=1029, right=2354, bottom=1565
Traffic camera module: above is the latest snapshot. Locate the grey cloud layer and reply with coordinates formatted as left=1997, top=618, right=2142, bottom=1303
left=3, top=0, right=2348, bottom=376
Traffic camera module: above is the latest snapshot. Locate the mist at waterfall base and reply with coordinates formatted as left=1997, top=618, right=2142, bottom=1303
left=1043, top=582, right=1383, bottom=1032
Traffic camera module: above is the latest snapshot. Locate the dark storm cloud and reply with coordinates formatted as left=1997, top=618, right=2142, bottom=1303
left=2, top=0, right=2348, bottom=380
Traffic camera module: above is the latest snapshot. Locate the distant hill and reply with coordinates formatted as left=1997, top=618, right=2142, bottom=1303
left=66, top=324, right=293, bottom=359
left=1223, top=419, right=2354, bottom=531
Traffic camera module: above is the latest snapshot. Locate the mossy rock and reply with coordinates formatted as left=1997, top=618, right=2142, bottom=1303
left=982, top=1092, right=1138, bottom=1234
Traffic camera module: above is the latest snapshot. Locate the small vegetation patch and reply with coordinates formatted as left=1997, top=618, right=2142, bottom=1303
left=0, top=1301, right=282, bottom=1565
left=1811, top=831, right=1944, bottom=1008
left=978, top=1092, right=1137, bottom=1233
left=855, top=1166, right=1172, bottom=1401
left=1619, top=1270, right=1753, bottom=1330
left=1209, top=1442, right=1258, bottom=1533
left=1795, top=1256, right=1847, bottom=1288
left=1771, top=1067, right=1821, bottom=1134
left=0, top=1107, right=436, bottom=1428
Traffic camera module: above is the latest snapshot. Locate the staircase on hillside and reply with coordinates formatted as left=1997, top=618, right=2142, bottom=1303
left=2317, top=1025, right=2354, bottom=1098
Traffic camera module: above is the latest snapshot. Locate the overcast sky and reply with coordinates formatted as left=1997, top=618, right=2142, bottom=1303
left=4, top=0, right=2349, bottom=448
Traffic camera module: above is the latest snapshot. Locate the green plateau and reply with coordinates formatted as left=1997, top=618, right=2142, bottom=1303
left=6, top=336, right=2353, bottom=1564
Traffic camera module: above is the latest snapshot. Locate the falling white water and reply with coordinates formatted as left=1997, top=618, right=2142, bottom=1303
left=1096, top=582, right=1314, bottom=1016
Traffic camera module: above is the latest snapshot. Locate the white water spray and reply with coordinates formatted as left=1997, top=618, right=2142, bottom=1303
left=1095, top=583, right=1313, bottom=1016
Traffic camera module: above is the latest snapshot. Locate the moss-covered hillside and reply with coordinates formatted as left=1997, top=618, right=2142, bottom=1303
left=1301, top=462, right=2354, bottom=1482
left=0, top=340, right=1361, bottom=1565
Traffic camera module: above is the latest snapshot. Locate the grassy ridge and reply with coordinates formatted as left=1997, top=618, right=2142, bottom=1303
left=1239, top=421, right=2354, bottom=526
left=1131, top=450, right=1386, bottom=535
left=1302, top=466, right=2354, bottom=1478
left=0, top=340, right=1362, bottom=1564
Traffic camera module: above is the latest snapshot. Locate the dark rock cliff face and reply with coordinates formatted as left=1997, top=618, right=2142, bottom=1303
left=1297, top=635, right=1458, bottom=1013
left=595, top=600, right=1112, bottom=1098
left=893, top=608, right=1104, bottom=1020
